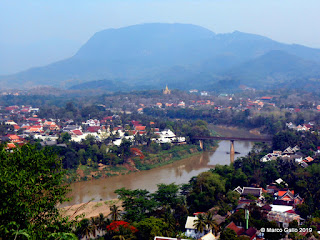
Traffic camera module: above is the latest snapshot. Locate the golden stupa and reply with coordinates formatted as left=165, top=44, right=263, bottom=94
left=163, top=85, right=171, bottom=94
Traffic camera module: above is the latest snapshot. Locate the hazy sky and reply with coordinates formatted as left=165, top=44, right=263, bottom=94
left=1, top=0, right=320, bottom=74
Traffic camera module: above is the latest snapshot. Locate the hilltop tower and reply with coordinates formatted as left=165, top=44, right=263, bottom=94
left=163, top=85, right=171, bottom=95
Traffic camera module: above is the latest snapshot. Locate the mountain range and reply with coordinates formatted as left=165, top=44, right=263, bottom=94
left=1, top=23, right=320, bottom=91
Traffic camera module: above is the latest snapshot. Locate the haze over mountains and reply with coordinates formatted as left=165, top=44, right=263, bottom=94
left=1, top=23, right=320, bottom=91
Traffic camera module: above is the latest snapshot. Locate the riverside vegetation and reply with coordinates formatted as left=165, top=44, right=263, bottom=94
left=29, top=117, right=215, bottom=183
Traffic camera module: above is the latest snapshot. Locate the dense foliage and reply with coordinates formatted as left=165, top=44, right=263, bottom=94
left=0, top=145, right=73, bottom=239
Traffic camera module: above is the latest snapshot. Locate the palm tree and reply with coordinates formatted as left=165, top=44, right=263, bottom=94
left=96, top=213, right=106, bottom=231
left=76, top=218, right=94, bottom=240
left=193, top=214, right=207, bottom=235
left=89, top=217, right=98, bottom=238
left=109, top=204, right=122, bottom=221
left=205, top=212, right=218, bottom=236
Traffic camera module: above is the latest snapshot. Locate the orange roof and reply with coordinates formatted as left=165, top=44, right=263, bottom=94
left=278, top=190, right=294, bottom=197
left=261, top=96, right=273, bottom=100
left=7, top=134, right=20, bottom=140
left=150, top=122, right=155, bottom=125
left=13, top=125, right=20, bottom=130
left=305, top=156, right=314, bottom=162
left=29, top=127, right=42, bottom=132
left=135, top=126, right=146, bottom=131
left=7, top=143, right=16, bottom=149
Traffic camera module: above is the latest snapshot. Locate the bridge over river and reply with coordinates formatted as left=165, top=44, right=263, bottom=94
left=194, top=136, right=272, bottom=162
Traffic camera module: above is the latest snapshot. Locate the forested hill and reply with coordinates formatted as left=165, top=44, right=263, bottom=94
left=1, top=23, right=320, bottom=91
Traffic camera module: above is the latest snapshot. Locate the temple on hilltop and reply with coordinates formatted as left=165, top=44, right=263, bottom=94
left=163, top=85, right=171, bottom=95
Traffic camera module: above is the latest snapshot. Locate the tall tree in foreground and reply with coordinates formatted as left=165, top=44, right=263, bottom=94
left=0, top=145, right=72, bottom=239
left=193, top=214, right=207, bottom=235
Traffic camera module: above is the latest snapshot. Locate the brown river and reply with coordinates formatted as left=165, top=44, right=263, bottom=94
left=63, top=140, right=253, bottom=206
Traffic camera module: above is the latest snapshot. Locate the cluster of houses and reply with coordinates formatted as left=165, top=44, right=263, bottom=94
left=260, top=145, right=319, bottom=168
left=154, top=180, right=308, bottom=240
left=165, top=179, right=307, bottom=240
left=234, top=182, right=304, bottom=226
left=0, top=105, right=186, bottom=149
left=244, top=97, right=276, bottom=110
left=286, top=122, right=314, bottom=131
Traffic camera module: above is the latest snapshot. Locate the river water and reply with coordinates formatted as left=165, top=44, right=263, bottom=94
left=63, top=140, right=253, bottom=206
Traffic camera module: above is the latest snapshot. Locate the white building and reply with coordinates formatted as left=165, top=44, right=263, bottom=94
left=153, top=129, right=186, bottom=144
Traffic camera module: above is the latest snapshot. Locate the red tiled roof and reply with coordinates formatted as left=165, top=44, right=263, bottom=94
left=7, top=143, right=16, bottom=149
left=131, top=120, right=141, bottom=126
left=285, top=209, right=297, bottom=214
left=27, top=117, right=40, bottom=122
left=305, top=156, right=314, bottom=162
left=87, top=126, right=100, bottom=132
left=135, top=126, right=146, bottom=131
left=244, top=227, right=257, bottom=239
left=278, top=190, right=294, bottom=197
left=261, top=96, right=273, bottom=100
left=226, top=222, right=244, bottom=235
left=72, top=129, right=83, bottom=135
left=7, top=134, right=20, bottom=140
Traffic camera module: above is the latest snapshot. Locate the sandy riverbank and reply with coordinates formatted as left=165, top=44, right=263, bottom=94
left=59, top=199, right=122, bottom=220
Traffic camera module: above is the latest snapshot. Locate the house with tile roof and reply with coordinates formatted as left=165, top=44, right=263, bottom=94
left=243, top=227, right=257, bottom=240
left=304, top=156, right=314, bottom=163
left=274, top=189, right=304, bottom=206
left=241, top=187, right=263, bottom=198
left=225, top=221, right=244, bottom=236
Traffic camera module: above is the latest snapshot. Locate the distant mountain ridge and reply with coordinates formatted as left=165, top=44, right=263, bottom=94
left=1, top=23, right=320, bottom=91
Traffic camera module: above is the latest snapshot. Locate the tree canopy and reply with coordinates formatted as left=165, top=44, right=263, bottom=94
left=0, top=145, right=71, bottom=239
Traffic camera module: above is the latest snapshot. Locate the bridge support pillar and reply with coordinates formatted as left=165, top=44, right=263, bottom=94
left=199, top=140, right=203, bottom=150
left=230, top=140, right=235, bottom=163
